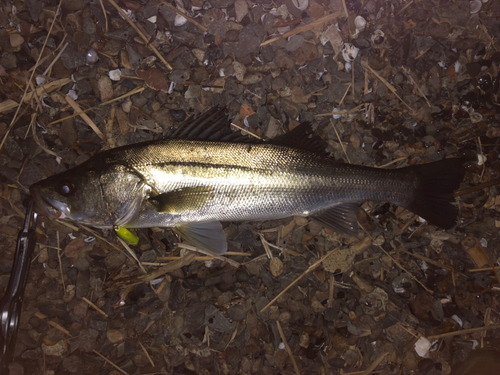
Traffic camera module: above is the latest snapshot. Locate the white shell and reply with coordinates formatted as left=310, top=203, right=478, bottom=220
left=174, top=14, right=188, bottom=26
left=36, top=76, right=46, bottom=86
left=354, top=16, right=366, bottom=31
left=147, top=16, right=157, bottom=23
left=470, top=0, right=482, bottom=14
left=342, top=43, right=359, bottom=62
left=67, top=89, right=78, bottom=100
left=291, top=0, right=308, bottom=11
left=109, top=69, right=122, bottom=81
left=414, top=337, right=432, bottom=358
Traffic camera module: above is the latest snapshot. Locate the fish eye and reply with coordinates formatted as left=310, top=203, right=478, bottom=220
left=57, top=180, right=75, bottom=196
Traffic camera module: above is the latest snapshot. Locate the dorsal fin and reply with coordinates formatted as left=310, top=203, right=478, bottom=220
left=169, top=107, right=259, bottom=143
left=270, top=122, right=329, bottom=156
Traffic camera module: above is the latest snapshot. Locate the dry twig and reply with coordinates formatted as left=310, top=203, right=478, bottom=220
left=107, top=0, right=173, bottom=70
left=276, top=321, right=300, bottom=375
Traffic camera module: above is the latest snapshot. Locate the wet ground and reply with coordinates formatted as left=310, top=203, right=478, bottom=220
left=0, top=0, right=500, bottom=374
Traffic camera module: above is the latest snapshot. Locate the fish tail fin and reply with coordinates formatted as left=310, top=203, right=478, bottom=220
left=405, top=158, right=467, bottom=229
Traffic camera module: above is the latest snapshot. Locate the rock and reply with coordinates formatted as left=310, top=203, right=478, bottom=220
left=97, top=76, right=113, bottom=102
left=9, top=34, right=24, bottom=48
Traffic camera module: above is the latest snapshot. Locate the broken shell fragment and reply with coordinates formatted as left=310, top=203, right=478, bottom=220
left=174, top=14, right=188, bottom=26
left=470, top=0, right=482, bottom=14
left=86, top=49, right=99, bottom=64
left=354, top=16, right=366, bottom=31
left=291, top=0, right=308, bottom=11
left=109, top=69, right=122, bottom=81
left=342, top=43, right=359, bottom=62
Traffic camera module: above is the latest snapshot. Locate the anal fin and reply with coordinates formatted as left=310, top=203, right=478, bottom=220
left=174, top=221, right=228, bottom=255
left=311, top=203, right=360, bottom=237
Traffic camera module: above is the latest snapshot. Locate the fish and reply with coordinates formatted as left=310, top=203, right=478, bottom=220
left=30, top=108, right=467, bottom=256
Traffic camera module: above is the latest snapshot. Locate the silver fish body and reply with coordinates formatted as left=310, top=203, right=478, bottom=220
left=30, top=114, right=466, bottom=255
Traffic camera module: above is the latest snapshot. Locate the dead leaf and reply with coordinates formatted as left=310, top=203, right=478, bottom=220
left=239, top=104, right=254, bottom=117
left=136, top=68, right=170, bottom=92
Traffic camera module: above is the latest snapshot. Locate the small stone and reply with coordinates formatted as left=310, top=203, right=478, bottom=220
left=42, top=340, right=68, bottom=357
left=235, top=0, right=249, bottom=22
left=285, top=35, right=304, bottom=52
left=269, top=257, right=284, bottom=277
left=106, top=329, right=125, bottom=343
left=299, top=331, right=310, bottom=348
left=311, top=300, right=325, bottom=313
left=0, top=53, right=17, bottom=70
left=97, top=76, right=113, bottom=102
left=62, top=355, right=82, bottom=373
left=9, top=34, right=24, bottom=48
left=227, top=306, right=246, bottom=322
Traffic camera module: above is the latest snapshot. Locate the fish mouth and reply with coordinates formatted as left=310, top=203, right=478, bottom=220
left=30, top=186, right=69, bottom=220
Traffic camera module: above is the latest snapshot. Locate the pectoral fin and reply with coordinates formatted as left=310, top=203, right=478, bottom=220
left=311, top=203, right=360, bottom=237
left=174, top=221, right=228, bottom=255
left=149, top=187, right=215, bottom=213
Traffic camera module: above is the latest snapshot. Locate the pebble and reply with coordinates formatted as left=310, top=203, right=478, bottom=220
left=0, top=53, right=17, bottom=69
left=269, top=257, right=284, bottom=277
left=97, top=76, right=113, bottom=102
left=9, top=33, right=24, bottom=48
left=42, top=340, right=68, bottom=357
left=285, top=34, right=304, bottom=52
left=62, top=355, right=82, bottom=373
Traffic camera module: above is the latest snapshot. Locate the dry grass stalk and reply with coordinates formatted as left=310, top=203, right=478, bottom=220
left=261, top=12, right=344, bottom=47
left=159, top=0, right=207, bottom=32
left=42, top=42, right=69, bottom=76
left=93, top=350, right=130, bottom=375
left=469, top=266, right=500, bottom=272
left=175, top=243, right=241, bottom=268
left=276, top=321, right=300, bottom=375
left=118, top=237, right=147, bottom=274
left=260, top=248, right=340, bottom=312
left=315, top=103, right=366, bottom=117
left=49, top=86, right=145, bottom=125
left=359, top=224, right=434, bottom=294
left=454, top=179, right=500, bottom=197
left=330, top=119, right=351, bottom=163
left=0, top=0, right=64, bottom=152
left=339, top=82, right=352, bottom=106
left=35, top=312, right=73, bottom=336
left=404, top=70, right=432, bottom=107
left=259, top=234, right=273, bottom=259
left=30, top=113, right=60, bottom=159
left=62, top=93, right=106, bottom=141
left=0, top=99, right=19, bottom=114
left=82, top=297, right=109, bottom=318
left=107, top=0, right=173, bottom=70
left=138, top=341, right=155, bottom=367
left=375, top=157, right=407, bottom=168
left=56, top=231, right=66, bottom=291
left=364, top=65, right=413, bottom=112
left=99, top=0, right=109, bottom=32
left=230, top=122, right=263, bottom=139
left=360, top=352, right=390, bottom=375
left=428, top=324, right=500, bottom=340
left=157, top=251, right=251, bottom=261
left=24, top=77, right=72, bottom=103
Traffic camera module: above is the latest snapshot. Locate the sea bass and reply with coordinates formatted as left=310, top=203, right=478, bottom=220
left=30, top=109, right=466, bottom=255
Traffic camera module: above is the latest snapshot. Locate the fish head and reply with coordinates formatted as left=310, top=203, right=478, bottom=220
left=30, top=163, right=150, bottom=228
